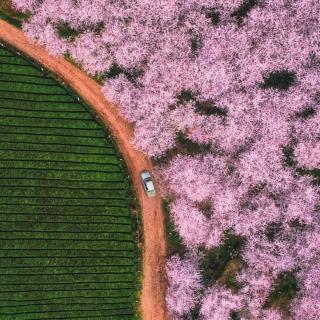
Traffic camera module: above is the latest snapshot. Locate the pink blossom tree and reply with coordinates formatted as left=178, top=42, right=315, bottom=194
left=295, top=141, right=320, bottom=169
left=169, top=198, right=211, bottom=248
left=292, top=264, right=320, bottom=320
left=166, top=253, right=202, bottom=318
left=200, top=285, right=243, bottom=320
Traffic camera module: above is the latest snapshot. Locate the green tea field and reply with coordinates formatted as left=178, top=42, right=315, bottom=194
left=0, top=44, right=138, bottom=319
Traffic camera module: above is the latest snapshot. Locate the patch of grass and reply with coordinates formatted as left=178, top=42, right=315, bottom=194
left=218, top=259, right=244, bottom=292
left=62, top=48, right=82, bottom=65
left=266, top=272, right=299, bottom=315
left=261, top=70, right=296, bottom=91
left=0, top=10, right=21, bottom=27
left=200, top=234, right=245, bottom=288
left=163, top=200, right=186, bottom=258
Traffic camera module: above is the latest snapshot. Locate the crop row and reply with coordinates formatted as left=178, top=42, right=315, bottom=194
left=0, top=99, right=89, bottom=111
left=0, top=131, right=109, bottom=146
left=0, top=106, right=94, bottom=119
left=0, top=73, right=60, bottom=85
left=0, top=213, right=131, bottom=224
left=1, top=124, right=106, bottom=137
left=0, top=81, right=68, bottom=94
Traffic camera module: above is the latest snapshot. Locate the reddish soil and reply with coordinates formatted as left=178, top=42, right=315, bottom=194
left=0, top=20, right=167, bottom=320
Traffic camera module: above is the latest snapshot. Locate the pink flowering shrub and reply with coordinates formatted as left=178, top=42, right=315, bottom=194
left=292, top=264, right=320, bottom=320
left=162, top=154, right=227, bottom=203
left=166, top=254, right=202, bottom=318
left=169, top=198, right=211, bottom=248
left=12, top=0, right=40, bottom=12
left=14, top=0, right=320, bottom=318
left=200, top=286, right=242, bottom=320
left=295, top=141, right=320, bottom=169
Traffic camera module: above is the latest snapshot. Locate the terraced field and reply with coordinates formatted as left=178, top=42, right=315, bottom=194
left=0, top=44, right=138, bottom=319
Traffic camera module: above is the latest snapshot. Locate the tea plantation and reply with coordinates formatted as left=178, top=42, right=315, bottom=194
left=0, top=45, right=138, bottom=319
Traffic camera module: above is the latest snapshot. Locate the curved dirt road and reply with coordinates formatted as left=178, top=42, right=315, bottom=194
left=0, top=20, right=167, bottom=320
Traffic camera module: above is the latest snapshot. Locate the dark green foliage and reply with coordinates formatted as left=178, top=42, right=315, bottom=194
left=266, top=272, right=299, bottom=313
left=0, top=45, right=139, bottom=319
left=289, top=219, right=308, bottom=232
left=204, top=8, right=221, bottom=26
left=56, top=21, right=105, bottom=40
left=282, top=142, right=319, bottom=184
left=240, top=181, right=266, bottom=211
left=295, top=106, right=316, bottom=120
left=91, top=21, right=105, bottom=34
left=311, top=168, right=320, bottom=183
left=225, top=276, right=242, bottom=291
left=0, top=1, right=31, bottom=29
left=190, top=33, right=203, bottom=57
left=0, top=10, right=22, bottom=28
left=231, top=0, right=259, bottom=25
left=261, top=70, right=296, bottom=91
left=163, top=200, right=186, bottom=257
left=282, top=144, right=297, bottom=167
left=265, top=222, right=283, bottom=241
left=176, top=90, right=227, bottom=117
left=200, top=234, right=245, bottom=287
left=247, top=182, right=266, bottom=198
left=57, top=22, right=82, bottom=39
left=104, top=63, right=125, bottom=79
left=195, top=100, right=228, bottom=117
left=125, top=68, right=144, bottom=85
left=177, top=89, right=195, bottom=104
left=196, top=200, right=213, bottom=218
left=230, top=311, right=241, bottom=320
left=186, top=304, right=201, bottom=320
left=176, top=131, right=212, bottom=155
left=100, top=63, right=143, bottom=85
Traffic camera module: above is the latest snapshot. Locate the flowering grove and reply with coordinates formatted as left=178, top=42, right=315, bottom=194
left=13, top=0, right=320, bottom=319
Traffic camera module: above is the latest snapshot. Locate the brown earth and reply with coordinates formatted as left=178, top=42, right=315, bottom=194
left=0, top=20, right=167, bottom=320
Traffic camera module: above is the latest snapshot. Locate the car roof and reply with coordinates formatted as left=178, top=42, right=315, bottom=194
left=145, top=180, right=155, bottom=191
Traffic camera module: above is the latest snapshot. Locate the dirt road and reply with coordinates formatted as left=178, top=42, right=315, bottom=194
left=0, top=20, right=167, bottom=320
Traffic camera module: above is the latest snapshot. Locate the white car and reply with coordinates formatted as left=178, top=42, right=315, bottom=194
left=140, top=170, right=156, bottom=197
